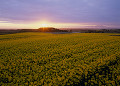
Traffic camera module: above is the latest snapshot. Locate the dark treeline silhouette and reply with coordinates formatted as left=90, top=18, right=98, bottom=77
left=38, top=27, right=68, bottom=32
left=69, top=29, right=120, bottom=33
left=0, top=27, right=68, bottom=35
left=0, top=28, right=120, bottom=35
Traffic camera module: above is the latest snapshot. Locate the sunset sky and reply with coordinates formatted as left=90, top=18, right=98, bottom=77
left=0, top=0, right=120, bottom=29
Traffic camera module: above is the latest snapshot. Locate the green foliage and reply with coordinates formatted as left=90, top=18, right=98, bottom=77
left=0, top=32, right=120, bottom=85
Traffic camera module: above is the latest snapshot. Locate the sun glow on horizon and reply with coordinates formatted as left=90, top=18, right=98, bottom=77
left=40, top=23, right=48, bottom=27
left=1, top=20, right=117, bottom=29
left=38, top=21, right=50, bottom=28
left=34, top=20, right=93, bottom=28
left=0, top=20, right=99, bottom=29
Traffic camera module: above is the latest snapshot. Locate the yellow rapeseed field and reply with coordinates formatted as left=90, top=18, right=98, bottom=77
left=0, top=32, right=120, bottom=85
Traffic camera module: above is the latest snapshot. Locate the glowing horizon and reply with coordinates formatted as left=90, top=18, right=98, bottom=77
left=0, top=20, right=96, bottom=29
left=0, top=20, right=120, bottom=29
